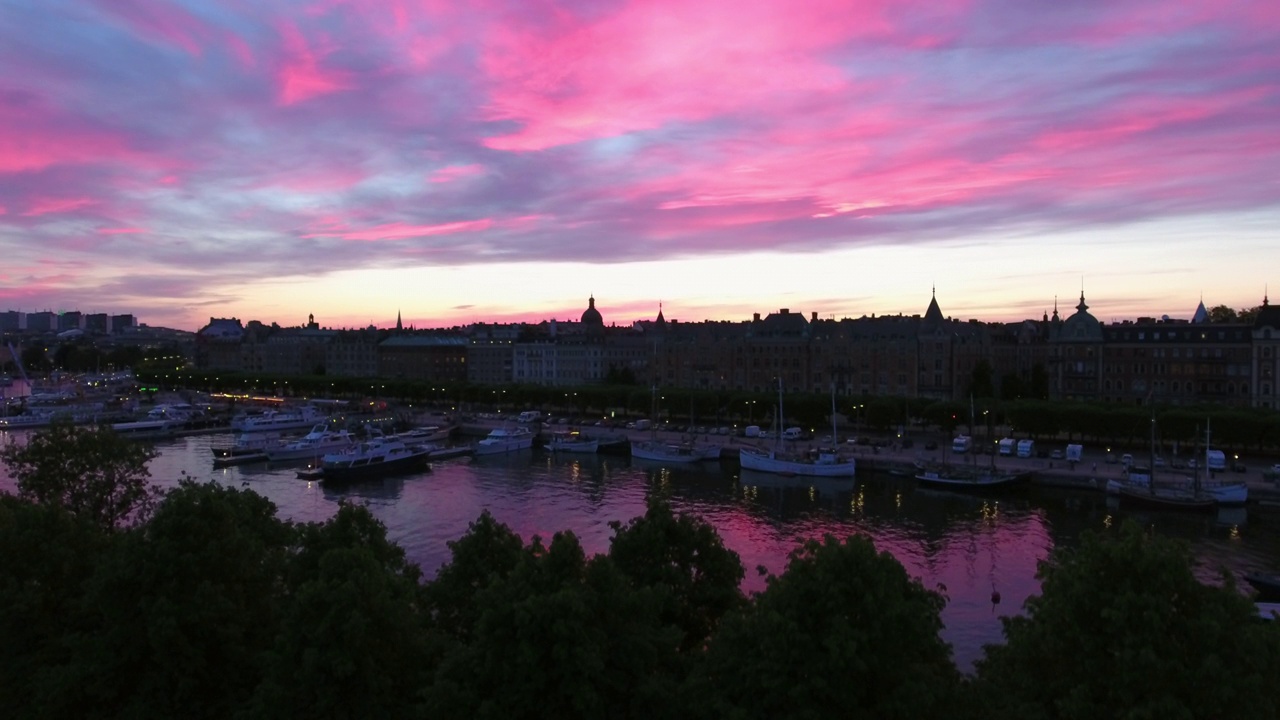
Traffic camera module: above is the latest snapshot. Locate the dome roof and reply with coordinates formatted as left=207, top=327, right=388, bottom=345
left=581, top=295, right=603, bottom=327
left=1059, top=292, right=1103, bottom=341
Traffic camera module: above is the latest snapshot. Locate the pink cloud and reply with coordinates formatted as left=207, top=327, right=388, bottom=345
left=478, top=0, right=965, bottom=151
left=303, top=218, right=496, bottom=241
left=97, top=227, right=146, bottom=235
left=254, top=165, right=367, bottom=192
left=275, top=21, right=353, bottom=105
left=88, top=0, right=216, bottom=56
left=428, top=164, right=486, bottom=183
left=22, top=197, right=97, bottom=217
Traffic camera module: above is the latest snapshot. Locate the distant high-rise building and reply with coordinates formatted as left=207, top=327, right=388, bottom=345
left=58, top=311, right=83, bottom=332
left=26, top=311, right=56, bottom=333
left=110, top=314, right=137, bottom=333
left=0, top=310, right=24, bottom=331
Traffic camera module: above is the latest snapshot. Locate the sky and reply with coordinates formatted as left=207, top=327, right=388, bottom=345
left=1, top=0, right=1278, bottom=332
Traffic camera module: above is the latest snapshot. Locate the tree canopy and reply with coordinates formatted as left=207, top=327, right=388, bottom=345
left=0, top=420, right=159, bottom=531
left=2, top=426, right=1277, bottom=719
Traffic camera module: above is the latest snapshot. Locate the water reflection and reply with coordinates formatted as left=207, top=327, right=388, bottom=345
left=2, top=429, right=1279, bottom=672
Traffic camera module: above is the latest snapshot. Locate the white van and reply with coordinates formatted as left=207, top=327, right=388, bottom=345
left=744, top=425, right=761, bottom=438
left=782, top=427, right=803, bottom=440
left=998, top=438, right=1017, bottom=456
left=952, top=435, right=972, bottom=454
left=1016, top=439, right=1035, bottom=458
left=1065, top=444, right=1083, bottom=463
left=516, top=410, right=543, bottom=423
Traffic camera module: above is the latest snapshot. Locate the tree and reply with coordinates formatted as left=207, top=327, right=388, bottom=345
left=688, top=534, right=960, bottom=720
left=974, top=521, right=1280, bottom=719
left=0, top=495, right=112, bottom=717
left=608, top=499, right=745, bottom=653
left=0, top=420, right=159, bottom=531
left=425, top=530, right=683, bottom=719
left=1207, top=304, right=1239, bottom=323
left=967, top=359, right=996, bottom=398
left=30, top=481, right=296, bottom=719
left=252, top=503, right=431, bottom=719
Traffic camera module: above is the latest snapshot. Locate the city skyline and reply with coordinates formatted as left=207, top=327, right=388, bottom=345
left=2, top=1, right=1278, bottom=331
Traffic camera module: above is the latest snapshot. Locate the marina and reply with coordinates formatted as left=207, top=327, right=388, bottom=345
left=3, top=424, right=1279, bottom=671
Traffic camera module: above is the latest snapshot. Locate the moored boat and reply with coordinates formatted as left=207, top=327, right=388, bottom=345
left=913, top=462, right=1025, bottom=490
left=632, top=439, right=720, bottom=463
left=319, top=437, right=430, bottom=484
left=265, top=424, right=359, bottom=462
left=472, top=425, right=535, bottom=456
left=546, top=429, right=599, bottom=453
left=1243, top=573, right=1280, bottom=602
left=740, top=445, right=855, bottom=477
left=737, top=380, right=854, bottom=478
left=232, top=405, right=327, bottom=434
left=212, top=431, right=288, bottom=466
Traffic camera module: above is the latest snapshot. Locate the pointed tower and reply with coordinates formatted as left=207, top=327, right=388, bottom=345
left=923, top=286, right=944, bottom=326
left=1191, top=299, right=1209, bottom=324
left=395, top=310, right=403, bottom=332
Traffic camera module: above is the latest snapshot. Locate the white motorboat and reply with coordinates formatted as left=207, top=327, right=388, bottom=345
left=265, top=424, right=359, bottom=462
left=110, top=418, right=176, bottom=439
left=395, top=425, right=453, bottom=443
left=320, top=437, right=431, bottom=483
left=546, top=430, right=599, bottom=454
left=232, top=405, right=327, bottom=433
left=472, top=425, right=534, bottom=456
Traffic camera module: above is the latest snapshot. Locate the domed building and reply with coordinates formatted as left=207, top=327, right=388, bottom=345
left=581, top=294, right=604, bottom=335
left=1050, top=292, right=1104, bottom=400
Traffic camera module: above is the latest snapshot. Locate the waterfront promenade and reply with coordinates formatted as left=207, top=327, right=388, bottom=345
left=460, top=418, right=1280, bottom=505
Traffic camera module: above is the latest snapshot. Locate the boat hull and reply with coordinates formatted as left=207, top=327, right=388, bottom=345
left=472, top=435, right=534, bottom=456
left=632, top=441, right=719, bottom=463
left=739, top=448, right=855, bottom=477
left=320, top=452, right=429, bottom=484
left=1117, top=486, right=1216, bottom=512
left=547, top=439, right=599, bottom=453
left=1244, top=573, right=1280, bottom=602
left=913, top=469, right=1026, bottom=490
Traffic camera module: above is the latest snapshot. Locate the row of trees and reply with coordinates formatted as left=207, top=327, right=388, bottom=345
left=2, top=423, right=1279, bottom=718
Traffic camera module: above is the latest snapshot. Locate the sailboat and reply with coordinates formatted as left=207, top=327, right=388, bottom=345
left=630, top=386, right=719, bottom=463
left=1198, top=419, right=1249, bottom=505
left=738, top=381, right=855, bottom=477
left=913, top=397, right=1026, bottom=490
left=1117, top=413, right=1214, bottom=512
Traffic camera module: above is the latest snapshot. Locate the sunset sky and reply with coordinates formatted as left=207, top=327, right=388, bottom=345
left=2, top=0, right=1277, bottom=331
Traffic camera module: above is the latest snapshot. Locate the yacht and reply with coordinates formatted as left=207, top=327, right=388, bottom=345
left=472, top=425, right=535, bottom=456
left=212, top=431, right=288, bottom=465
left=319, top=437, right=430, bottom=484
left=546, top=429, right=599, bottom=454
left=265, top=424, right=359, bottom=462
left=232, top=405, right=327, bottom=434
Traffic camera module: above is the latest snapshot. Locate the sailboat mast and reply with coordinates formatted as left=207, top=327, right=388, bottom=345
left=1148, top=409, right=1156, bottom=496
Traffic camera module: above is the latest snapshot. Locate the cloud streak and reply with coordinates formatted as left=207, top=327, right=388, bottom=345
left=0, top=0, right=1278, bottom=328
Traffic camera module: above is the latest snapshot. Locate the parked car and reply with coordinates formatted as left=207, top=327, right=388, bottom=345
left=1050, top=449, right=1064, bottom=460
left=924, top=440, right=938, bottom=451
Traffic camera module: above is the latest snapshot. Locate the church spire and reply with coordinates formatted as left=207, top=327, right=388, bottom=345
left=396, top=309, right=402, bottom=331
left=923, top=287, right=943, bottom=324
